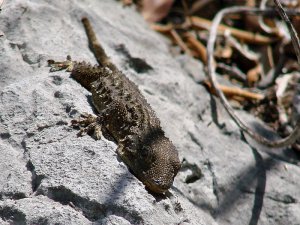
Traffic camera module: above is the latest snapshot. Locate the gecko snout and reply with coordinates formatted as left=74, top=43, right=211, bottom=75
left=140, top=136, right=181, bottom=194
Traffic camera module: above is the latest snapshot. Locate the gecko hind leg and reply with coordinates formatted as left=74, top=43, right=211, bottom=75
left=71, top=113, right=103, bottom=140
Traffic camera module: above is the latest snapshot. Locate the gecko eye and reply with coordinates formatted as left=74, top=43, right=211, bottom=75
left=153, top=179, right=162, bottom=185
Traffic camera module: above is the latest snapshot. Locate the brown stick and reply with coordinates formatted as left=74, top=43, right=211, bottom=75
left=170, top=29, right=193, bottom=56
left=184, top=33, right=207, bottom=64
left=150, top=23, right=173, bottom=33
left=204, top=80, right=264, bottom=101
left=191, top=16, right=275, bottom=44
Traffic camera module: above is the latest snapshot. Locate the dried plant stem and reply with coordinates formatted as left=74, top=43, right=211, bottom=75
left=192, top=16, right=274, bottom=44
left=217, top=63, right=247, bottom=82
left=185, top=33, right=207, bottom=64
left=207, top=5, right=300, bottom=148
left=150, top=23, right=173, bottom=32
left=258, top=0, right=280, bottom=35
left=189, top=0, right=213, bottom=15
left=150, top=9, right=300, bottom=34
left=170, top=29, right=193, bottom=56
left=204, top=80, right=264, bottom=100
left=273, top=0, right=300, bottom=65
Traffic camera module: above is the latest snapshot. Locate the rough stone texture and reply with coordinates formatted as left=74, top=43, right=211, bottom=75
left=0, top=0, right=299, bottom=225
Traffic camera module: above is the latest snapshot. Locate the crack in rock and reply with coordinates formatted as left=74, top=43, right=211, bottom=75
left=25, top=161, right=45, bottom=193
left=187, top=131, right=204, bottom=150
left=0, top=205, right=26, bottom=224
left=37, top=185, right=144, bottom=224
left=180, top=158, right=203, bottom=184
left=205, top=160, right=220, bottom=205
left=266, top=194, right=297, bottom=204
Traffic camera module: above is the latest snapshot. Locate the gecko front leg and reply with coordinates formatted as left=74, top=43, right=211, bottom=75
left=48, top=55, right=74, bottom=72
left=71, top=113, right=103, bottom=140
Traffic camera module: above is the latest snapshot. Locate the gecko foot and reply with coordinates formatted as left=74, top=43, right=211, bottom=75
left=71, top=113, right=102, bottom=140
left=48, top=55, right=74, bottom=72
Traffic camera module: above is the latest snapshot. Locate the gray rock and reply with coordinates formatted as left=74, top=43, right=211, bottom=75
left=0, top=0, right=299, bottom=225
left=0, top=141, right=31, bottom=200
left=0, top=196, right=91, bottom=225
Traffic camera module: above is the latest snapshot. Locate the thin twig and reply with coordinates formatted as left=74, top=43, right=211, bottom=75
left=181, top=0, right=194, bottom=30
left=217, top=63, right=247, bottom=83
left=150, top=9, right=300, bottom=35
left=258, top=0, right=280, bottom=35
left=207, top=5, right=300, bottom=148
left=273, top=0, right=300, bottom=66
left=204, top=80, right=264, bottom=101
left=225, top=34, right=259, bottom=62
left=258, top=40, right=286, bottom=88
left=192, top=16, right=275, bottom=44
left=184, top=33, right=207, bottom=64
left=170, top=29, right=193, bottom=56
left=150, top=23, right=173, bottom=32
left=189, top=0, right=213, bottom=15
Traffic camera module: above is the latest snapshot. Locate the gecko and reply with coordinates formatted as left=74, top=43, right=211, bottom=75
left=48, top=17, right=181, bottom=194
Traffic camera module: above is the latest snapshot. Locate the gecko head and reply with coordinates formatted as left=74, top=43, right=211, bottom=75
left=134, top=131, right=181, bottom=194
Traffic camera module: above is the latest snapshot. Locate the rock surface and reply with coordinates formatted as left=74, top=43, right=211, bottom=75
left=0, top=0, right=299, bottom=224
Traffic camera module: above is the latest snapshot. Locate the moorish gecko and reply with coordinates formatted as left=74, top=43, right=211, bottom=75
left=48, top=17, right=181, bottom=194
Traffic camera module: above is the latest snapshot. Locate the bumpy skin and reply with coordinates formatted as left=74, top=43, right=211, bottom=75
left=71, top=63, right=181, bottom=193
left=49, top=18, right=181, bottom=193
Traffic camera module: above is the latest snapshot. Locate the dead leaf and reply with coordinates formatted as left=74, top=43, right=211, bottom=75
left=141, top=0, right=174, bottom=22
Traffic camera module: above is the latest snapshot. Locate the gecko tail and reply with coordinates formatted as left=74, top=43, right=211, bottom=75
left=81, top=17, right=118, bottom=72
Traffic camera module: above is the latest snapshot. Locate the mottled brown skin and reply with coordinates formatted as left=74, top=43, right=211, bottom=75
left=48, top=18, right=181, bottom=193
